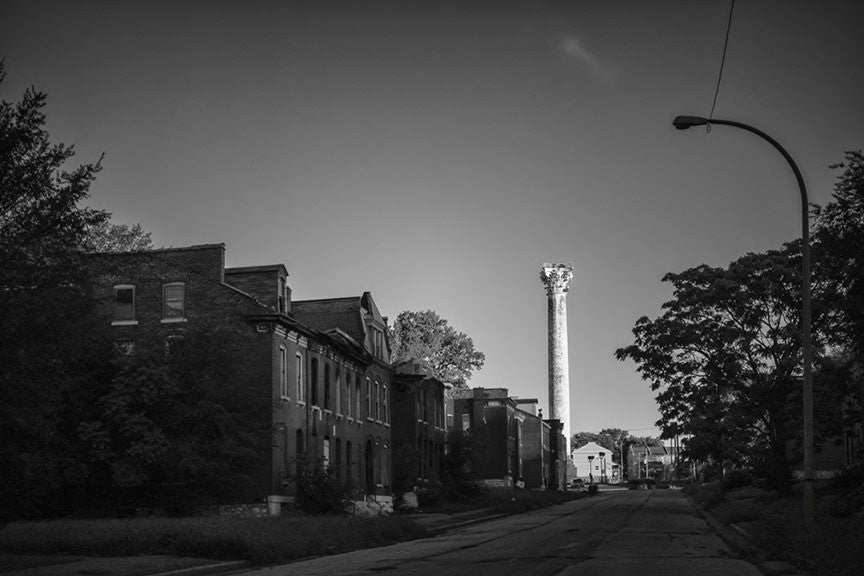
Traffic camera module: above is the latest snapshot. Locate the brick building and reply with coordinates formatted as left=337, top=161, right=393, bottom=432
left=390, top=360, right=447, bottom=494
left=451, top=388, right=525, bottom=488
left=516, top=399, right=566, bottom=490
left=86, top=244, right=392, bottom=510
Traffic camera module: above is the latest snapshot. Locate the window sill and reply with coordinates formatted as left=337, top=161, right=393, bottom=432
left=297, top=401, right=306, bottom=407
left=324, top=409, right=332, bottom=416
left=161, top=317, right=187, bottom=324
left=279, top=396, right=290, bottom=402
left=112, top=320, right=138, bottom=326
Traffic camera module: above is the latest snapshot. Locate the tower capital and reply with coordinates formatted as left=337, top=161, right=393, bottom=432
left=540, top=263, right=573, bottom=296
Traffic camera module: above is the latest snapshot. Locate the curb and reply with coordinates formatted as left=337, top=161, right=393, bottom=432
left=150, top=560, right=249, bottom=576
left=686, top=495, right=805, bottom=576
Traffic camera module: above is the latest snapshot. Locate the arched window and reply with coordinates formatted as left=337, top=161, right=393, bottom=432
left=374, top=380, right=380, bottom=420
left=382, top=384, right=388, bottom=423
left=365, top=377, right=371, bottom=418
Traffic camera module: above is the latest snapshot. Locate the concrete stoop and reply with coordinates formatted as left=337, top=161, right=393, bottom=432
left=349, top=495, right=394, bottom=516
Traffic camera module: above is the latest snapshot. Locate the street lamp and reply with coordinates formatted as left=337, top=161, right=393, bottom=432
left=587, top=455, right=595, bottom=484
left=673, top=115, right=814, bottom=520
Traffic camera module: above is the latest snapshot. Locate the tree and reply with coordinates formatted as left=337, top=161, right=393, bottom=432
left=811, top=151, right=864, bottom=464
left=0, top=64, right=110, bottom=519
left=83, top=220, right=154, bottom=252
left=615, top=244, right=842, bottom=492
left=77, top=324, right=265, bottom=513
left=389, top=310, right=485, bottom=394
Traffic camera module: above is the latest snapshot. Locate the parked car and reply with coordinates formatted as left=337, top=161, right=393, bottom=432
left=569, top=478, right=586, bottom=491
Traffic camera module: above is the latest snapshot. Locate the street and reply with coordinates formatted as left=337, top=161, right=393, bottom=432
left=246, top=489, right=763, bottom=576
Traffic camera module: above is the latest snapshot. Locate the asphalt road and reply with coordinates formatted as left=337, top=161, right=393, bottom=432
left=247, top=489, right=763, bottom=576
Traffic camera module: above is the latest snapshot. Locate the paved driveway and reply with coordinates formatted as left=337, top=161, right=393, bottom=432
left=246, top=489, right=763, bottom=575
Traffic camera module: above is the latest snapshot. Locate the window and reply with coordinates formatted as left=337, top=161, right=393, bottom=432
left=462, top=413, right=470, bottom=431
left=295, top=353, right=304, bottom=402
left=310, top=358, right=319, bottom=406
left=335, top=368, right=341, bottom=414
left=162, top=283, right=185, bottom=319
left=279, top=346, right=288, bottom=398
left=374, top=380, right=380, bottom=421
left=366, top=377, right=371, bottom=418
left=345, top=373, right=352, bottom=417
left=382, top=384, right=388, bottom=423
left=113, top=285, right=135, bottom=322
left=278, top=277, right=286, bottom=313
left=355, top=376, right=361, bottom=418
left=324, top=363, right=331, bottom=410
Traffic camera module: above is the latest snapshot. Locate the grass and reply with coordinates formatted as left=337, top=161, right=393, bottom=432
left=0, top=514, right=428, bottom=566
left=685, top=481, right=864, bottom=576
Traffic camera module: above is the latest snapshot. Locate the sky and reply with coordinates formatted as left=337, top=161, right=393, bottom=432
left=3, top=0, right=863, bottom=438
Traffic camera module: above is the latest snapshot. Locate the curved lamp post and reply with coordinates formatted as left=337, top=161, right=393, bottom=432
left=672, top=115, right=814, bottom=520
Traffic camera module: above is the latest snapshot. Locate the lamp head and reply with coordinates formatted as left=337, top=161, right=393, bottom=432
left=673, top=115, right=709, bottom=130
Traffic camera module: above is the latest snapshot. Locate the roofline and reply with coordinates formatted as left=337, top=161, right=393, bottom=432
left=84, top=243, right=225, bottom=257
left=293, top=296, right=360, bottom=304
left=225, top=264, right=288, bottom=274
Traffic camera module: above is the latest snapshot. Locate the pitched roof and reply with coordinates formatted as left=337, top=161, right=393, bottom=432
left=292, top=297, right=365, bottom=346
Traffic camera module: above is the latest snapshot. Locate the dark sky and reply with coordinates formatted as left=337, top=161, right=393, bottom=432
left=3, top=0, right=863, bottom=437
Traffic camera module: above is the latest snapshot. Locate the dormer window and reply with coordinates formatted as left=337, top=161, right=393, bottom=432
left=278, top=277, right=286, bottom=313
left=112, top=285, right=136, bottom=324
left=162, top=283, right=185, bottom=320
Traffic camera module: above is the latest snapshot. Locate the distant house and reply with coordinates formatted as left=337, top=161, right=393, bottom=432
left=572, top=442, right=618, bottom=484
left=627, top=444, right=670, bottom=481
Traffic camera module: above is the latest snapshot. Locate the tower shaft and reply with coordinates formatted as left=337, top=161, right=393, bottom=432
left=540, top=263, right=573, bottom=456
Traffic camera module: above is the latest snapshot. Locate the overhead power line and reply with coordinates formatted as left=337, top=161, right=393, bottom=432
left=709, top=0, right=736, bottom=120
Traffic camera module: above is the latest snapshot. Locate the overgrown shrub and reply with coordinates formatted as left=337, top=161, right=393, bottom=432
left=294, top=458, right=352, bottom=515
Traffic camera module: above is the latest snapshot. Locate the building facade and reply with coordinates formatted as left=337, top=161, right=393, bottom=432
left=390, top=360, right=447, bottom=494
left=87, top=244, right=393, bottom=511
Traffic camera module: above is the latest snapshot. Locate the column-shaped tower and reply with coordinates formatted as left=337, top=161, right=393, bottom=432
left=540, top=263, right=574, bottom=455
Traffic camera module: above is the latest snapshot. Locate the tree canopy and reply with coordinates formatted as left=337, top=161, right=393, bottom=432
left=83, top=220, right=154, bottom=252
left=616, top=153, right=864, bottom=490
left=389, top=310, right=485, bottom=393
left=0, top=63, right=111, bottom=519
